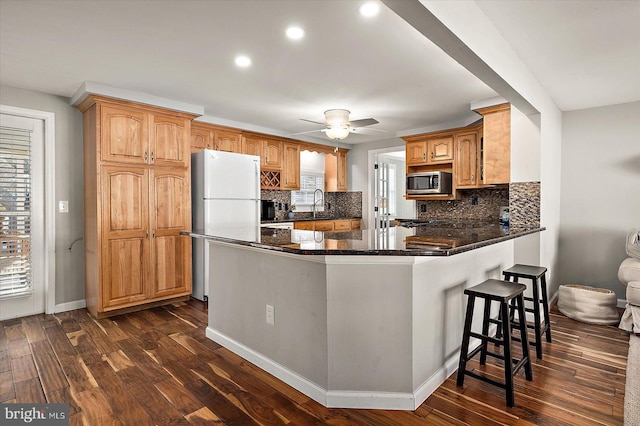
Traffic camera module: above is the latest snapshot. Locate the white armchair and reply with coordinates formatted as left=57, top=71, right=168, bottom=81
left=619, top=228, right=640, bottom=332
left=618, top=229, right=640, bottom=426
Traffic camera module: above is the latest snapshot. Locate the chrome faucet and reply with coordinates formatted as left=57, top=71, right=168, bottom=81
left=312, top=189, right=324, bottom=219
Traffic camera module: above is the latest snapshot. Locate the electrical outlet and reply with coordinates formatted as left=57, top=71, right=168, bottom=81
left=420, top=204, right=426, bottom=213
left=58, top=200, right=69, bottom=213
left=266, top=304, right=275, bottom=325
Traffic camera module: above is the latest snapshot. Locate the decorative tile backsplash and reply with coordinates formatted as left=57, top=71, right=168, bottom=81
left=509, top=182, right=540, bottom=228
left=416, top=188, right=509, bottom=222
left=415, top=183, right=541, bottom=228
left=260, top=190, right=362, bottom=221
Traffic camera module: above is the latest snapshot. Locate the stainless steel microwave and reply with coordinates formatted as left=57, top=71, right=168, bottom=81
left=406, top=171, right=452, bottom=195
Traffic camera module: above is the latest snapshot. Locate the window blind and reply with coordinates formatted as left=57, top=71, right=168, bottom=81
left=291, top=171, right=324, bottom=210
left=0, top=126, right=32, bottom=298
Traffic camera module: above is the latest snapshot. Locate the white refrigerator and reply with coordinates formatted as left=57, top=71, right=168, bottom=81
left=191, top=149, right=261, bottom=301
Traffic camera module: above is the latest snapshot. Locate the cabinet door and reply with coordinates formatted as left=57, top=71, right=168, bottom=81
left=242, top=135, right=263, bottom=159
left=483, top=108, right=511, bottom=184
left=215, top=130, right=242, bottom=153
left=100, top=105, right=149, bottom=164
left=427, top=136, right=454, bottom=163
left=406, top=141, right=427, bottom=165
left=315, top=221, right=334, bottom=231
left=101, top=165, right=149, bottom=308
left=264, top=139, right=283, bottom=169
left=191, top=125, right=212, bottom=153
left=150, top=168, right=192, bottom=298
left=456, top=132, right=479, bottom=188
left=337, top=151, right=348, bottom=191
left=282, top=143, right=300, bottom=189
left=334, top=219, right=351, bottom=231
left=151, top=114, right=189, bottom=168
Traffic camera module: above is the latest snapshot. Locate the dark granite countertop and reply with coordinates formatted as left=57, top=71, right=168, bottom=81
left=184, top=221, right=544, bottom=256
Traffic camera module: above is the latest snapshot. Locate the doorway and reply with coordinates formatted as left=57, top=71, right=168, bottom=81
left=0, top=106, right=55, bottom=320
left=368, top=146, right=415, bottom=231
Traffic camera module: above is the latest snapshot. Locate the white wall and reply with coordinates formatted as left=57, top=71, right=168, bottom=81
left=559, top=101, right=640, bottom=298
left=0, top=85, right=85, bottom=306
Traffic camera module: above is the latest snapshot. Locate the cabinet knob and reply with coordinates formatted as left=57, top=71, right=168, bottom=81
left=146, top=229, right=149, bottom=238
left=151, top=152, right=155, bottom=162
left=144, top=151, right=148, bottom=162
left=422, top=153, right=426, bottom=160
left=431, top=152, right=434, bottom=159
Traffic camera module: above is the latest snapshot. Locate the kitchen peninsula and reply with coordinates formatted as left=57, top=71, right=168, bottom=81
left=185, top=222, right=543, bottom=410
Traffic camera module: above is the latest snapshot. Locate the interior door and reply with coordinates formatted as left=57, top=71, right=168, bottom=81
left=0, top=114, right=45, bottom=320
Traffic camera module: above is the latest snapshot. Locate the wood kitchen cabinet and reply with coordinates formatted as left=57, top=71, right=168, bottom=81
left=190, top=124, right=212, bottom=152
left=294, top=219, right=360, bottom=232
left=190, top=123, right=242, bottom=153
left=77, top=95, right=193, bottom=318
left=214, top=129, right=242, bottom=153
left=455, top=131, right=480, bottom=188
left=242, top=135, right=282, bottom=169
left=282, top=142, right=300, bottom=190
left=325, top=149, right=348, bottom=192
left=100, top=105, right=188, bottom=168
left=474, top=103, right=511, bottom=185
left=406, top=136, right=453, bottom=166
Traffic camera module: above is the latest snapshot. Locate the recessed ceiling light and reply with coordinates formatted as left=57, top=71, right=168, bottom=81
left=286, top=26, right=305, bottom=40
left=359, top=2, right=380, bottom=17
left=235, top=55, right=251, bottom=68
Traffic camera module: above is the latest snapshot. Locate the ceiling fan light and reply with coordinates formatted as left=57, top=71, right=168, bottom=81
left=325, top=126, right=350, bottom=140
left=324, top=109, right=350, bottom=126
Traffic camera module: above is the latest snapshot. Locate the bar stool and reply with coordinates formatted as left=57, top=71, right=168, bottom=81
left=457, top=279, right=533, bottom=407
left=502, top=264, right=552, bottom=359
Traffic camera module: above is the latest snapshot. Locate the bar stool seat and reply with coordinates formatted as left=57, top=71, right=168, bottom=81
left=456, top=279, right=533, bottom=407
left=502, top=264, right=552, bottom=359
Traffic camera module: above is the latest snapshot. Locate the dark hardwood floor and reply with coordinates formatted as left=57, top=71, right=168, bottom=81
left=0, top=299, right=629, bottom=425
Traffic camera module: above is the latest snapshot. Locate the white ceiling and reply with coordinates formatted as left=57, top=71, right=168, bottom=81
left=1, top=1, right=638, bottom=146
left=476, top=0, right=640, bottom=111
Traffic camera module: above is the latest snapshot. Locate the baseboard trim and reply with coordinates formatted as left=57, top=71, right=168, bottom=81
left=54, top=299, right=86, bottom=313
left=206, top=326, right=455, bottom=410
left=205, top=327, right=328, bottom=406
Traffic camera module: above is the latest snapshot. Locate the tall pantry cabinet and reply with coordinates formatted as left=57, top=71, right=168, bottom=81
left=77, top=95, right=194, bottom=318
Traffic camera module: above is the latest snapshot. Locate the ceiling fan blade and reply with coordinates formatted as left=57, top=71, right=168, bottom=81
left=289, top=129, right=324, bottom=136
left=299, top=118, right=327, bottom=127
left=348, top=118, right=379, bottom=127
left=349, top=127, right=387, bottom=134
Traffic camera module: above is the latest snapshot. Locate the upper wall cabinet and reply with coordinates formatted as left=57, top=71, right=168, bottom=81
left=455, top=130, right=480, bottom=188
left=190, top=124, right=212, bottom=152
left=474, top=103, right=511, bottom=185
left=100, top=102, right=189, bottom=168
left=215, top=130, right=242, bottom=153
left=152, top=113, right=190, bottom=167
left=282, top=142, right=300, bottom=190
left=405, top=135, right=454, bottom=166
left=242, top=135, right=283, bottom=170
left=100, top=104, right=149, bottom=165
left=325, top=149, right=348, bottom=192
left=190, top=123, right=242, bottom=153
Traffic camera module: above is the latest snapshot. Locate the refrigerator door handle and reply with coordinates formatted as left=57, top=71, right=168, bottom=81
left=255, top=160, right=260, bottom=200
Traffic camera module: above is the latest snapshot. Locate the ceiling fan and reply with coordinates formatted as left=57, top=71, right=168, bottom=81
left=297, top=109, right=384, bottom=145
